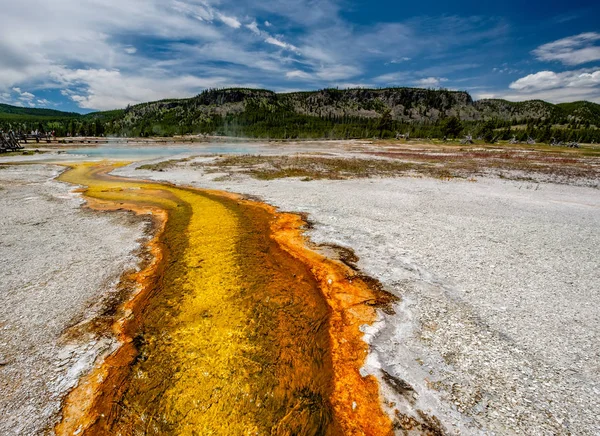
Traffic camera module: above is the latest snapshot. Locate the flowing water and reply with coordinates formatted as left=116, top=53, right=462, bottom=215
left=55, top=163, right=395, bottom=435
left=63, top=144, right=260, bottom=160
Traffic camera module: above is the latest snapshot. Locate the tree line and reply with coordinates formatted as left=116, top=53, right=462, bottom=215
left=2, top=106, right=600, bottom=143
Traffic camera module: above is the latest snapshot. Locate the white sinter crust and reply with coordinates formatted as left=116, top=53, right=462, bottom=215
left=115, top=155, right=600, bottom=435
left=0, top=165, right=148, bottom=435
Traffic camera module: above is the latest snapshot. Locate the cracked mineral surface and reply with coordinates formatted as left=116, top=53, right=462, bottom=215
left=0, top=165, right=147, bottom=435
left=117, top=154, right=600, bottom=435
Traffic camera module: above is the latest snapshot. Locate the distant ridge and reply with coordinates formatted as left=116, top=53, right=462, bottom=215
left=2, top=88, right=599, bottom=141
left=0, top=103, right=79, bottom=119
left=95, top=87, right=600, bottom=125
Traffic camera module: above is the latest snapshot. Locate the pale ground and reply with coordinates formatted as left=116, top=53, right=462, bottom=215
left=115, top=157, right=600, bottom=435
left=0, top=165, right=147, bottom=435
left=1, top=143, right=599, bottom=435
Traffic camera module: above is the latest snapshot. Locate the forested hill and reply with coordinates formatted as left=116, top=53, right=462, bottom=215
left=2, top=88, right=600, bottom=142
left=0, top=104, right=79, bottom=119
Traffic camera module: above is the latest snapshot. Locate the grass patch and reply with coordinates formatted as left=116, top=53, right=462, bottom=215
left=207, top=155, right=417, bottom=180
left=139, top=147, right=599, bottom=187
left=136, top=158, right=190, bottom=172
left=367, top=148, right=599, bottom=184
left=0, top=149, right=46, bottom=157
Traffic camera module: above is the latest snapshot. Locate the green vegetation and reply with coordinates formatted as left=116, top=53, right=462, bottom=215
left=137, top=158, right=191, bottom=172
left=2, top=88, right=600, bottom=142
left=0, top=105, right=121, bottom=137
left=441, top=117, right=463, bottom=138
left=186, top=150, right=599, bottom=186
left=201, top=155, right=417, bottom=180
left=0, top=104, right=80, bottom=119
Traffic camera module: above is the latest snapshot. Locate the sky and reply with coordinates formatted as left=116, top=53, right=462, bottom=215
left=0, top=0, right=599, bottom=113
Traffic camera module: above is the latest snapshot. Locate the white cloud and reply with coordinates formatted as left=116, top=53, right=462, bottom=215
left=10, top=87, right=36, bottom=103
left=335, top=82, right=373, bottom=89
left=246, top=21, right=260, bottom=35
left=509, top=71, right=561, bottom=91
left=294, top=15, right=502, bottom=89
left=315, top=65, right=361, bottom=81
left=477, top=87, right=600, bottom=104
left=472, top=92, right=497, bottom=100
left=388, top=57, right=411, bottom=64
left=489, top=33, right=600, bottom=103
left=265, top=36, right=297, bottom=51
left=0, top=1, right=221, bottom=91
left=0, top=0, right=514, bottom=110
left=19, top=91, right=35, bottom=100
left=0, top=92, right=11, bottom=103
left=286, top=70, right=312, bottom=80
left=51, top=67, right=232, bottom=110
left=509, top=69, right=600, bottom=91
left=176, top=41, right=288, bottom=73
left=373, top=71, right=410, bottom=84
left=492, top=64, right=520, bottom=75
left=242, top=0, right=342, bottom=27
left=217, top=13, right=241, bottom=29
left=415, top=77, right=448, bottom=87
left=481, top=68, right=600, bottom=103
left=0, top=1, right=307, bottom=109
left=171, top=1, right=241, bottom=29
left=533, top=32, right=600, bottom=66
left=245, top=19, right=299, bottom=54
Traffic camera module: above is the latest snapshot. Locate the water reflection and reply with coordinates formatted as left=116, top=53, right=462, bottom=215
left=64, top=144, right=262, bottom=160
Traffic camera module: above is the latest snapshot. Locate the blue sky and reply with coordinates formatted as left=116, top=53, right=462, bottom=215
left=0, top=0, right=599, bottom=112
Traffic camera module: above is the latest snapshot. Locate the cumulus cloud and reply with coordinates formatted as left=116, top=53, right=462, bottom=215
left=11, top=87, right=35, bottom=102
left=481, top=69, right=600, bottom=103
left=0, top=92, right=11, bottom=104
left=533, top=32, right=600, bottom=66
left=509, top=69, right=600, bottom=91
left=414, top=77, right=448, bottom=87
left=51, top=68, right=231, bottom=110
left=0, top=1, right=221, bottom=90
left=509, top=71, right=560, bottom=91
left=476, top=87, right=600, bottom=104
left=0, top=1, right=304, bottom=109
left=2, top=87, right=38, bottom=106
left=0, top=0, right=515, bottom=110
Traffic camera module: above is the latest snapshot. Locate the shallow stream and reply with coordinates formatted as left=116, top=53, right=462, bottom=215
left=55, top=163, right=395, bottom=435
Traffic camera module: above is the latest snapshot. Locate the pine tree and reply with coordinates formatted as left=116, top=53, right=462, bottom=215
left=441, top=117, right=463, bottom=138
